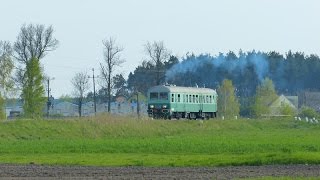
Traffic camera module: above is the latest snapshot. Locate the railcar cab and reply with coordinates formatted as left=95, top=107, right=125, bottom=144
left=147, top=85, right=171, bottom=119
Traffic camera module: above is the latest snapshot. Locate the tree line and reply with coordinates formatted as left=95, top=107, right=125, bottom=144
left=1, top=23, right=320, bottom=119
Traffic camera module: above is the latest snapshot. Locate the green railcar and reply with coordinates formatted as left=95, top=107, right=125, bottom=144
left=147, top=85, right=218, bottom=119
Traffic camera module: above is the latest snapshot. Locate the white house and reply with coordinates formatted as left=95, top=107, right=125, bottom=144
left=269, top=95, right=298, bottom=115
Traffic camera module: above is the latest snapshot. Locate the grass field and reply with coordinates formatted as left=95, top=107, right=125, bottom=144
left=0, top=114, right=319, bottom=167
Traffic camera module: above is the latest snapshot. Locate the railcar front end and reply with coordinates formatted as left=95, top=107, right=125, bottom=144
left=147, top=91, right=171, bottom=119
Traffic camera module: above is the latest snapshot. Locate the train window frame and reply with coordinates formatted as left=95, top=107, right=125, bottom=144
left=209, top=95, right=212, bottom=103
left=177, top=94, right=181, bottom=103
left=159, top=92, right=168, bottom=100
left=150, top=92, right=158, bottom=100
left=186, top=94, right=188, bottom=103
left=195, top=95, right=198, bottom=103
left=171, top=93, right=174, bottom=102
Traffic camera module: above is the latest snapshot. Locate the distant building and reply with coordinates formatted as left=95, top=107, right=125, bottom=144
left=5, top=99, right=23, bottom=119
left=82, top=101, right=93, bottom=116
left=299, top=92, right=320, bottom=112
left=115, top=95, right=127, bottom=103
left=51, top=101, right=78, bottom=117
left=4, top=97, right=148, bottom=118
left=269, top=95, right=298, bottom=115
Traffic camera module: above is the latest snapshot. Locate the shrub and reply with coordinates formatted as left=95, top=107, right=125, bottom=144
left=299, top=106, right=320, bottom=118
left=280, top=104, right=296, bottom=116
left=0, top=94, right=5, bottom=120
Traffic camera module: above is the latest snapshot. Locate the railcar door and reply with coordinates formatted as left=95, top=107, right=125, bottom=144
left=183, top=94, right=186, bottom=112
left=199, top=94, right=203, bottom=114
left=171, top=93, right=177, bottom=112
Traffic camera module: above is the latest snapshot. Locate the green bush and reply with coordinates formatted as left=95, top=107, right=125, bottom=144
left=0, top=94, right=5, bottom=120
left=280, top=104, right=296, bottom=116
left=299, top=106, right=320, bottom=118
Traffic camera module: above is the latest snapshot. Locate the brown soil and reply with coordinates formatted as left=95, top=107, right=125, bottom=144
left=0, top=164, right=319, bottom=179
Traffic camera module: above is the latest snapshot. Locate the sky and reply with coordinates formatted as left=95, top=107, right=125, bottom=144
left=0, top=0, right=319, bottom=97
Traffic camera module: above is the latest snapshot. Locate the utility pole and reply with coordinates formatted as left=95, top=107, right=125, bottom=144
left=88, top=68, right=97, bottom=115
left=46, top=77, right=54, bottom=118
left=136, top=91, right=140, bottom=118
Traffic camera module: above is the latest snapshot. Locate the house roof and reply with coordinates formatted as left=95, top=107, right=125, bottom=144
left=285, top=96, right=298, bottom=108
left=303, top=92, right=320, bottom=111
left=270, top=95, right=297, bottom=109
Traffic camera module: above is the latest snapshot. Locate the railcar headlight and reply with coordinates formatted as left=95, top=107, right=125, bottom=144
left=162, top=105, right=167, bottom=108
left=150, top=105, right=154, bottom=108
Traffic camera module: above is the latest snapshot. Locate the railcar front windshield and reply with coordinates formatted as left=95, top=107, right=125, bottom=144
left=149, top=92, right=168, bottom=101
left=159, top=92, right=168, bottom=100
left=150, top=92, right=158, bottom=100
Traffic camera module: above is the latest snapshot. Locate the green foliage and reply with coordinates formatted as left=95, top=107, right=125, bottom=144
left=217, top=79, right=240, bottom=118
left=239, top=97, right=255, bottom=117
left=280, top=104, right=295, bottom=116
left=252, top=78, right=278, bottom=117
left=299, top=106, right=320, bottom=118
left=113, top=74, right=129, bottom=97
left=22, top=57, right=46, bottom=118
left=0, top=93, right=5, bottom=120
left=0, top=41, right=14, bottom=97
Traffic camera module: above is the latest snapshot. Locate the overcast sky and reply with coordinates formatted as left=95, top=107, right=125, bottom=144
left=0, top=0, right=319, bottom=97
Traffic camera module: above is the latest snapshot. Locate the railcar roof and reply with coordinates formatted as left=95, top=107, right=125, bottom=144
left=148, top=85, right=217, bottom=94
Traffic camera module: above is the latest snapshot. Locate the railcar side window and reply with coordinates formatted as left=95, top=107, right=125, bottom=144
left=160, top=92, right=168, bottom=100
left=150, top=92, right=158, bottom=100
left=196, top=95, right=198, bottom=103
left=177, top=94, right=180, bottom=102
left=171, top=94, right=174, bottom=102
left=209, top=95, right=212, bottom=103
left=189, top=95, right=192, bottom=103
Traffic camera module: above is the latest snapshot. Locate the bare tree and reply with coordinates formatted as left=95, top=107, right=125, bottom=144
left=14, top=24, right=59, bottom=85
left=100, top=37, right=124, bottom=112
left=14, top=24, right=59, bottom=63
left=0, top=41, right=14, bottom=95
left=144, top=41, right=170, bottom=85
left=72, top=71, right=90, bottom=117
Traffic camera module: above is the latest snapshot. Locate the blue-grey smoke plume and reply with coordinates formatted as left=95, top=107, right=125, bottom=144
left=165, top=52, right=269, bottom=82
